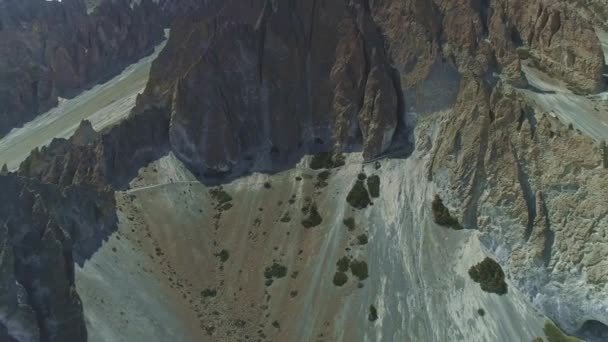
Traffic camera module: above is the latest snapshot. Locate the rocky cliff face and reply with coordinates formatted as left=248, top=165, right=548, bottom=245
left=0, top=174, right=116, bottom=342
left=0, top=0, right=164, bottom=137
left=6, top=0, right=608, bottom=340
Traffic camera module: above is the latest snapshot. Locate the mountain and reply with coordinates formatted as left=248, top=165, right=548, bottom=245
left=1, top=0, right=608, bottom=341
left=0, top=0, right=164, bottom=137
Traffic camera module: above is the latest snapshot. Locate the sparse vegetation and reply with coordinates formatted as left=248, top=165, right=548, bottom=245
left=301, top=203, right=323, bottom=228
left=332, top=272, right=348, bottom=286
left=468, top=257, right=507, bottom=295
left=366, top=175, right=380, bottom=198
left=201, top=289, right=217, bottom=297
left=532, top=338, right=545, bottom=342
left=431, top=195, right=462, bottom=229
left=214, top=249, right=230, bottom=262
left=543, top=321, right=582, bottom=342
left=315, top=170, right=331, bottom=188
left=310, top=152, right=335, bottom=170
left=210, top=187, right=232, bottom=205
left=357, top=234, right=369, bottom=245
left=264, top=263, right=288, bottom=280
left=347, top=180, right=371, bottom=209
left=343, top=217, right=356, bottom=231
left=309, top=152, right=345, bottom=169
left=280, top=213, right=292, bottom=222
left=350, top=260, right=369, bottom=281
left=336, top=256, right=350, bottom=272
left=368, top=305, right=378, bottom=322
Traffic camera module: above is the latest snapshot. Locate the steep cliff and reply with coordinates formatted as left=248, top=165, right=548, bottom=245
left=0, top=174, right=116, bottom=342
left=0, top=0, right=164, bottom=137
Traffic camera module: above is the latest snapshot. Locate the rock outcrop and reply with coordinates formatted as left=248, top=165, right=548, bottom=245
left=18, top=108, right=169, bottom=188
left=136, top=0, right=402, bottom=174
left=0, top=0, right=164, bottom=137
left=0, top=174, right=116, bottom=342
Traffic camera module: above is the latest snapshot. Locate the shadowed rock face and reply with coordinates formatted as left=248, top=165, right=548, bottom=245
left=0, top=0, right=164, bottom=137
left=138, top=0, right=404, bottom=174
left=0, top=175, right=116, bottom=342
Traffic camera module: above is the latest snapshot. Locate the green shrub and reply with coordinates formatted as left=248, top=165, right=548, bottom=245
left=368, top=305, right=378, bottom=322
left=347, top=180, right=371, bottom=209
left=309, top=152, right=345, bottom=169
left=332, top=272, right=348, bottom=286
left=315, top=170, right=331, bottom=188
left=280, top=213, right=291, bottom=222
left=357, top=173, right=367, bottom=181
left=432, top=195, right=462, bottom=229
left=214, top=249, right=230, bottom=262
left=367, top=175, right=380, bottom=198
left=301, top=203, right=322, bottom=228
left=543, top=321, right=581, bottom=342
left=310, top=152, right=334, bottom=170
left=343, top=217, right=356, bottom=231
left=357, top=234, right=369, bottom=245
left=336, top=256, right=350, bottom=272
left=477, top=308, right=485, bottom=316
left=468, top=257, right=507, bottom=295
left=210, top=187, right=232, bottom=204
left=264, top=263, right=287, bottom=279
left=350, top=260, right=369, bottom=280
left=201, top=289, right=217, bottom=297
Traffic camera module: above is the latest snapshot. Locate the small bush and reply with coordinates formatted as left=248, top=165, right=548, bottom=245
left=432, top=195, right=462, bottom=229
left=315, top=170, right=331, bottom=188
left=368, top=305, right=378, bottom=322
left=477, top=308, right=485, bottom=316
left=336, top=256, right=350, bottom=272
left=214, top=249, right=230, bottom=262
left=264, top=263, right=288, bottom=280
left=468, top=257, right=507, bottom=295
left=357, top=234, right=369, bottom=245
left=301, top=203, right=322, bottom=228
left=333, top=272, right=348, bottom=286
left=347, top=180, right=371, bottom=209
left=543, top=321, right=581, bottom=342
left=280, top=213, right=291, bottom=223
left=357, top=173, right=367, bottom=181
left=350, top=260, right=369, bottom=280
left=366, top=175, right=380, bottom=198
left=310, top=152, right=334, bottom=170
left=343, top=217, right=356, bottom=231
left=333, top=153, right=346, bottom=167
left=264, top=182, right=272, bottom=189
left=201, top=289, right=217, bottom=297
left=210, top=187, right=232, bottom=205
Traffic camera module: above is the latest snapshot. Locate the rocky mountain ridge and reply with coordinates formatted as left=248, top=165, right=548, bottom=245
left=0, top=0, right=164, bottom=137
left=3, top=0, right=608, bottom=341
